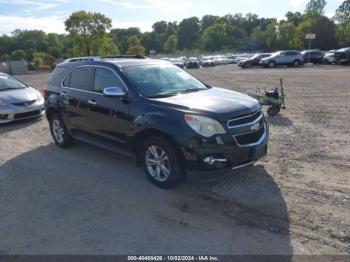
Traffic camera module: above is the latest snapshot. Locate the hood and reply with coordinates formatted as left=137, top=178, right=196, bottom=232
left=149, top=87, right=260, bottom=121
left=0, top=87, right=38, bottom=103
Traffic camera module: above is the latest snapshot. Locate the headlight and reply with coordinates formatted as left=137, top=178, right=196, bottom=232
left=0, top=99, right=7, bottom=106
left=35, top=90, right=44, bottom=101
left=184, top=114, right=226, bottom=138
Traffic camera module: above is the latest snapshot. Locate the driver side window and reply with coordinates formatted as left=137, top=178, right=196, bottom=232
left=93, top=67, right=124, bottom=93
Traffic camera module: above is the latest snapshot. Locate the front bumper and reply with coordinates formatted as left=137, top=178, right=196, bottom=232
left=181, top=118, right=269, bottom=171
left=0, top=100, right=45, bottom=124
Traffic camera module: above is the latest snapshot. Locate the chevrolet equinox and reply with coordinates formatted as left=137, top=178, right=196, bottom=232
left=44, top=55, right=269, bottom=188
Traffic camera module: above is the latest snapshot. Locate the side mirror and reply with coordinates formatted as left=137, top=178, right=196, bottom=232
left=103, top=87, right=127, bottom=98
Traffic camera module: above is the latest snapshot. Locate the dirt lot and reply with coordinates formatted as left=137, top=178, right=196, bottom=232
left=0, top=65, right=349, bottom=256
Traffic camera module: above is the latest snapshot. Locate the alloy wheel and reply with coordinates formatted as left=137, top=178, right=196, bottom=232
left=145, top=145, right=171, bottom=182
left=52, top=119, right=65, bottom=144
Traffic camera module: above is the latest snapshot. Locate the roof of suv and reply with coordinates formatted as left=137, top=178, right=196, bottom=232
left=61, top=55, right=171, bottom=68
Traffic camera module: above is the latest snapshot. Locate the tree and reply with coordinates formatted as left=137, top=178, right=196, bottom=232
left=32, top=52, right=57, bottom=70
left=152, top=21, right=168, bottom=34
left=202, top=23, right=227, bottom=51
left=127, top=44, right=145, bottom=55
left=335, top=0, right=350, bottom=23
left=177, top=17, right=201, bottom=50
left=336, top=23, right=350, bottom=46
left=164, top=35, right=177, bottom=53
left=305, top=0, right=327, bottom=15
left=201, top=15, right=220, bottom=31
left=285, top=12, right=303, bottom=26
left=65, top=11, right=112, bottom=56
left=10, top=50, right=27, bottom=60
left=295, top=15, right=336, bottom=50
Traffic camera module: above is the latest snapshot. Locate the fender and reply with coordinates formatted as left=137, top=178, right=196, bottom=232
left=131, top=111, right=191, bottom=146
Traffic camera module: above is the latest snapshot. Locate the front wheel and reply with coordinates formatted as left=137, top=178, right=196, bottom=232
left=268, top=61, right=276, bottom=68
left=141, top=137, right=183, bottom=189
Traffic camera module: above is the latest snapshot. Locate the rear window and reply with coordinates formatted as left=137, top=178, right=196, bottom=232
left=69, top=66, right=93, bottom=91
left=47, top=66, right=69, bottom=86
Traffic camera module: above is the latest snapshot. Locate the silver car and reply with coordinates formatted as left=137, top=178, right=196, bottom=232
left=260, top=50, right=304, bottom=68
left=0, top=73, right=45, bottom=124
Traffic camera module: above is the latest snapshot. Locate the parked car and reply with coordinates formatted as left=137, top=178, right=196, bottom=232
left=170, top=58, right=185, bottom=69
left=0, top=73, right=45, bottom=124
left=185, top=58, right=200, bottom=69
left=334, top=47, right=350, bottom=65
left=44, top=56, right=269, bottom=188
left=323, top=51, right=336, bottom=64
left=260, top=50, right=304, bottom=68
left=238, top=53, right=271, bottom=68
left=227, top=55, right=239, bottom=64
left=301, top=50, right=325, bottom=64
left=201, top=58, right=215, bottom=67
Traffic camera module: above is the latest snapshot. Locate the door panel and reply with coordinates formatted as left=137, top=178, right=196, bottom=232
left=61, top=66, right=93, bottom=133
left=88, top=66, right=130, bottom=147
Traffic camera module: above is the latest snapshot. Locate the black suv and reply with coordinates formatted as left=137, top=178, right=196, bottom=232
left=44, top=56, right=269, bottom=188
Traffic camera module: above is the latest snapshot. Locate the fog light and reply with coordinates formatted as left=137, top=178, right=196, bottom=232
left=203, top=156, right=227, bottom=165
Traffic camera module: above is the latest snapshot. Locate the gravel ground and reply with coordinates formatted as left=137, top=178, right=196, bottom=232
left=0, top=65, right=349, bottom=256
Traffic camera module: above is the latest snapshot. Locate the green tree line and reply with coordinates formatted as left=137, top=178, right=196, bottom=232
left=0, top=0, right=349, bottom=69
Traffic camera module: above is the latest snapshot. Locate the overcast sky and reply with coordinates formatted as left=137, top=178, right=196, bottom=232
left=0, top=0, right=344, bottom=35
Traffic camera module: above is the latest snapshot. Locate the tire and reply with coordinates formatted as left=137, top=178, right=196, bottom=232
left=141, top=136, right=183, bottom=189
left=268, top=61, right=276, bottom=68
left=293, top=60, right=300, bottom=67
left=267, top=107, right=279, bottom=117
left=245, top=63, right=252, bottom=69
left=49, top=113, right=74, bottom=148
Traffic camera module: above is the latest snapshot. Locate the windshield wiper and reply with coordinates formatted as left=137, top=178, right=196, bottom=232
left=147, top=92, right=180, bottom=98
left=179, top=88, right=207, bottom=94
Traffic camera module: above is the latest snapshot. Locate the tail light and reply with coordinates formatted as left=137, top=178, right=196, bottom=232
left=41, top=87, right=48, bottom=98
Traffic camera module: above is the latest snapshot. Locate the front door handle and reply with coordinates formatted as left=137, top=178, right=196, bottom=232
left=88, top=100, right=97, bottom=106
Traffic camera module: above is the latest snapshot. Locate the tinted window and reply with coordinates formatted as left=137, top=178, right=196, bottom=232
left=62, top=73, right=70, bottom=87
left=286, top=52, right=297, bottom=56
left=69, top=66, right=93, bottom=91
left=93, top=67, right=124, bottom=93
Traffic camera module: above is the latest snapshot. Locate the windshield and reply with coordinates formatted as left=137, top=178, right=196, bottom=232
left=0, top=74, right=26, bottom=91
left=123, top=64, right=208, bottom=98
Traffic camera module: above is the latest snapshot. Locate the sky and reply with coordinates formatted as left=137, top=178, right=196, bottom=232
left=0, top=0, right=344, bottom=35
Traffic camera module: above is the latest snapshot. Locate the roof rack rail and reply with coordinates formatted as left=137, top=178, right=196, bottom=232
left=101, top=55, right=147, bottom=59
left=63, top=56, right=101, bottom=63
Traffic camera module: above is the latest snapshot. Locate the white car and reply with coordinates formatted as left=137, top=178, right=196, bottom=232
left=0, top=73, right=45, bottom=124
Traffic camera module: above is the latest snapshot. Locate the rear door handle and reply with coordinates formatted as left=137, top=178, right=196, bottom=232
left=88, top=100, right=97, bottom=106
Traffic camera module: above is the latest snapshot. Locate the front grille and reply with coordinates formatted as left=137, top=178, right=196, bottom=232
left=227, top=109, right=262, bottom=128
left=12, top=100, right=36, bottom=107
left=14, top=110, right=41, bottom=119
left=235, top=125, right=265, bottom=146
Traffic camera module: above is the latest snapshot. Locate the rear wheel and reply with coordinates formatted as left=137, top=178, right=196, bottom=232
left=293, top=60, right=300, bottom=67
left=49, top=113, right=74, bottom=148
left=141, top=137, right=183, bottom=189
